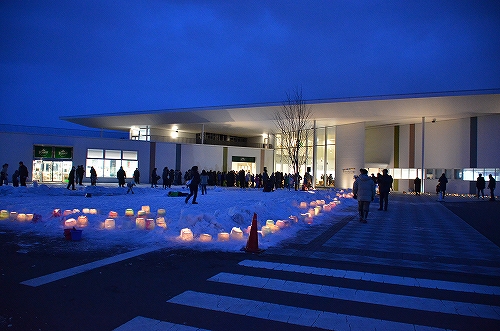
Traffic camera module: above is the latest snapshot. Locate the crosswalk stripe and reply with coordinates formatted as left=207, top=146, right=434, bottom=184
left=239, top=260, right=500, bottom=295
left=208, top=272, right=500, bottom=320
left=113, top=316, right=211, bottom=331
left=167, top=290, right=448, bottom=331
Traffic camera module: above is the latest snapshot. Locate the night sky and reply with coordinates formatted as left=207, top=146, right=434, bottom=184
left=1, top=1, right=499, bottom=130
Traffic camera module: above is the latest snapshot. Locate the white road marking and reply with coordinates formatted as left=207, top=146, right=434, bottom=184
left=167, top=290, right=449, bottom=331
left=239, top=260, right=500, bottom=295
left=113, top=316, right=211, bottom=331
left=20, top=246, right=162, bottom=287
left=209, top=272, right=500, bottom=320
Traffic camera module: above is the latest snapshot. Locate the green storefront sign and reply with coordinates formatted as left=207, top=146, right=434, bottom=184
left=34, top=145, right=73, bottom=159
left=231, top=156, right=255, bottom=163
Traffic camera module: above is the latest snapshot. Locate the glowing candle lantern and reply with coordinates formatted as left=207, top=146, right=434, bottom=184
left=199, top=233, right=212, bottom=242
left=17, top=213, right=26, bottom=222
left=72, top=209, right=80, bottom=214
left=137, top=210, right=146, bottom=217
left=309, top=201, right=317, bottom=207
left=82, top=208, right=90, bottom=214
left=136, top=217, right=145, bottom=230
left=230, top=227, right=243, bottom=240
left=10, top=212, right=17, bottom=220
left=299, top=202, right=308, bottom=209
left=65, top=218, right=77, bottom=228
left=314, top=206, right=321, bottom=215
left=289, top=215, right=298, bottom=223
left=145, top=218, right=155, bottom=230
left=155, top=217, right=167, bottom=229
left=52, top=209, right=61, bottom=217
left=89, top=208, right=97, bottom=215
left=77, top=215, right=88, bottom=227
left=108, top=211, right=118, bottom=218
left=125, top=208, right=134, bottom=216
left=261, top=226, right=272, bottom=236
left=0, top=210, right=9, bottom=220
left=141, top=205, right=150, bottom=213
left=180, top=228, right=194, bottom=241
left=26, top=214, right=34, bottom=221
left=308, top=208, right=315, bottom=217
left=319, top=200, right=325, bottom=205
left=323, top=204, right=331, bottom=212
left=217, top=232, right=230, bottom=241
left=276, top=220, right=286, bottom=229
left=266, top=220, right=274, bottom=227
left=63, top=209, right=73, bottom=216
left=305, top=216, right=313, bottom=224
left=104, top=218, right=115, bottom=230
left=157, top=209, right=166, bottom=217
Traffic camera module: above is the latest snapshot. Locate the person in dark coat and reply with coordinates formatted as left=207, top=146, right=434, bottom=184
left=18, top=161, right=28, bottom=186
left=162, top=167, right=169, bottom=189
left=488, top=174, right=496, bottom=201
left=438, top=173, right=448, bottom=199
left=117, top=166, right=126, bottom=187
left=90, top=166, right=97, bottom=186
left=414, top=176, right=421, bottom=196
left=12, top=170, right=19, bottom=187
left=67, top=166, right=76, bottom=190
left=185, top=166, right=201, bottom=204
left=476, top=173, right=486, bottom=199
left=133, top=168, right=140, bottom=184
left=353, top=168, right=376, bottom=223
left=377, top=169, right=393, bottom=211
left=76, top=165, right=84, bottom=185
left=151, top=168, right=159, bottom=188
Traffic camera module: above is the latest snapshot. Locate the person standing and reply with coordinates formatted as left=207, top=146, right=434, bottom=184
left=414, top=176, right=421, bottom=196
left=200, top=169, right=208, bottom=195
left=117, top=166, right=126, bottom=187
left=76, top=165, right=85, bottom=185
left=67, top=166, right=76, bottom=190
left=0, top=163, right=8, bottom=186
left=133, top=168, right=140, bottom=184
left=438, top=173, right=448, bottom=199
left=185, top=166, right=200, bottom=204
left=90, top=166, right=97, bottom=186
left=353, top=168, right=376, bottom=223
left=151, top=168, right=159, bottom=188
left=488, top=174, right=496, bottom=201
left=377, top=169, right=393, bottom=211
left=18, top=161, right=28, bottom=186
left=476, top=173, right=486, bottom=199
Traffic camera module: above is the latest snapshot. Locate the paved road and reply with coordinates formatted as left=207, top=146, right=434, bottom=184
left=1, top=193, right=499, bottom=330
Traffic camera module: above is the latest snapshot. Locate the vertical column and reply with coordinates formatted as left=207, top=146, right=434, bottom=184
left=175, top=144, right=181, bottom=171
left=335, top=122, right=365, bottom=189
left=393, top=126, right=400, bottom=191
left=149, top=141, right=156, bottom=184
left=470, top=117, right=478, bottom=194
left=312, top=120, right=317, bottom=188
left=421, top=117, right=425, bottom=193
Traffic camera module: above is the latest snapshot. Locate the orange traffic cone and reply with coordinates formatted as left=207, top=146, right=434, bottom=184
left=244, top=213, right=262, bottom=253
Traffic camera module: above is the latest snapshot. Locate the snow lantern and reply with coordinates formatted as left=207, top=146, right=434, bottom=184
left=52, top=209, right=61, bottom=217
left=323, top=204, right=331, bottom=212
left=266, top=220, right=274, bottom=227
left=82, top=208, right=90, bottom=214
left=309, top=201, right=317, bottom=207
left=26, top=214, right=34, bottom=221
left=17, top=213, right=26, bottom=222
left=289, top=215, right=298, bottom=223
left=63, top=209, right=73, bottom=216
left=137, top=210, right=146, bottom=217
left=141, top=205, right=150, bottom=213
left=65, top=218, right=77, bottom=228
left=180, top=228, right=194, bottom=241
left=276, top=220, right=286, bottom=229
left=89, top=208, right=97, bottom=215
left=72, top=209, right=80, bottom=214
left=77, top=215, right=88, bottom=227
left=230, top=227, right=243, bottom=240
left=136, top=217, right=145, bottom=230
left=217, top=232, right=229, bottom=241
left=145, top=218, right=155, bottom=230
left=157, top=209, right=166, bottom=217
left=299, top=202, right=307, bottom=209
left=125, top=208, right=134, bottom=216
left=104, top=218, right=115, bottom=230
left=199, top=233, right=212, bottom=242
left=314, top=206, right=321, bottom=215
left=155, top=217, right=167, bottom=229
left=261, top=226, right=272, bottom=236
left=108, top=211, right=118, bottom=218
left=9, top=212, right=17, bottom=220
left=0, top=210, right=9, bottom=220
left=271, top=225, right=279, bottom=233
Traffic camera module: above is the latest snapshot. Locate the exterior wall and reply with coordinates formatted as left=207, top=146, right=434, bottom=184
left=335, top=122, right=365, bottom=189
left=227, top=146, right=264, bottom=171
left=365, top=126, right=394, bottom=168
left=154, top=142, right=177, bottom=170
left=181, top=144, right=224, bottom=172
left=478, top=114, right=500, bottom=166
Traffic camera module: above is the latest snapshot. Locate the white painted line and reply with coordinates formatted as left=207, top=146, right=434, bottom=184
left=113, top=316, right=211, bottom=331
left=167, top=291, right=448, bottom=331
left=209, top=272, right=500, bottom=320
left=239, top=260, right=500, bottom=295
left=20, top=246, right=162, bottom=287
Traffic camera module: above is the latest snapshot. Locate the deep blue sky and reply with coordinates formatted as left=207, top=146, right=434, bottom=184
left=1, top=0, right=499, bottom=130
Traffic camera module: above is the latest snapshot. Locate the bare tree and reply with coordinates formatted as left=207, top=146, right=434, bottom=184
left=274, top=88, right=312, bottom=190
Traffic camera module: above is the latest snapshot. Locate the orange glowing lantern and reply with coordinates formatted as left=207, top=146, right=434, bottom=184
left=230, top=227, right=243, bottom=240
left=155, top=217, right=166, bottom=229
left=65, top=218, right=77, bottom=228
left=108, top=211, right=118, bottom=218
left=157, top=208, right=166, bottom=217
left=323, top=204, right=331, bottom=212
left=77, top=215, right=88, bottom=227
left=89, top=208, right=97, bottom=215
left=276, top=220, right=286, bottom=228
left=261, top=226, right=272, bottom=236
left=309, top=201, right=317, bottom=207
left=180, top=228, right=194, bottom=241
left=299, top=202, right=308, bottom=209
left=199, top=233, right=212, bottom=242
left=26, top=214, right=34, bottom=221
left=125, top=209, right=134, bottom=216
left=63, top=209, right=73, bottom=216
left=141, top=205, right=150, bottom=213
left=82, top=208, right=90, bottom=214
left=104, top=218, right=115, bottom=230
left=145, top=218, right=155, bottom=230
left=136, top=217, right=145, bottom=230
left=17, top=213, right=26, bottom=222
left=217, top=232, right=230, bottom=241
left=289, top=215, right=298, bottom=223
left=137, top=210, right=146, bottom=217
left=52, top=209, right=61, bottom=217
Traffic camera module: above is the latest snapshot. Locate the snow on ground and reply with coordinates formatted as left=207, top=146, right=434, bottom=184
left=0, top=183, right=355, bottom=252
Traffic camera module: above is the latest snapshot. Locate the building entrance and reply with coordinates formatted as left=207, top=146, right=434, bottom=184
left=32, top=160, right=72, bottom=183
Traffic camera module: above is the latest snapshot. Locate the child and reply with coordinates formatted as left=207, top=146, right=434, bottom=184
left=126, top=180, right=136, bottom=194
